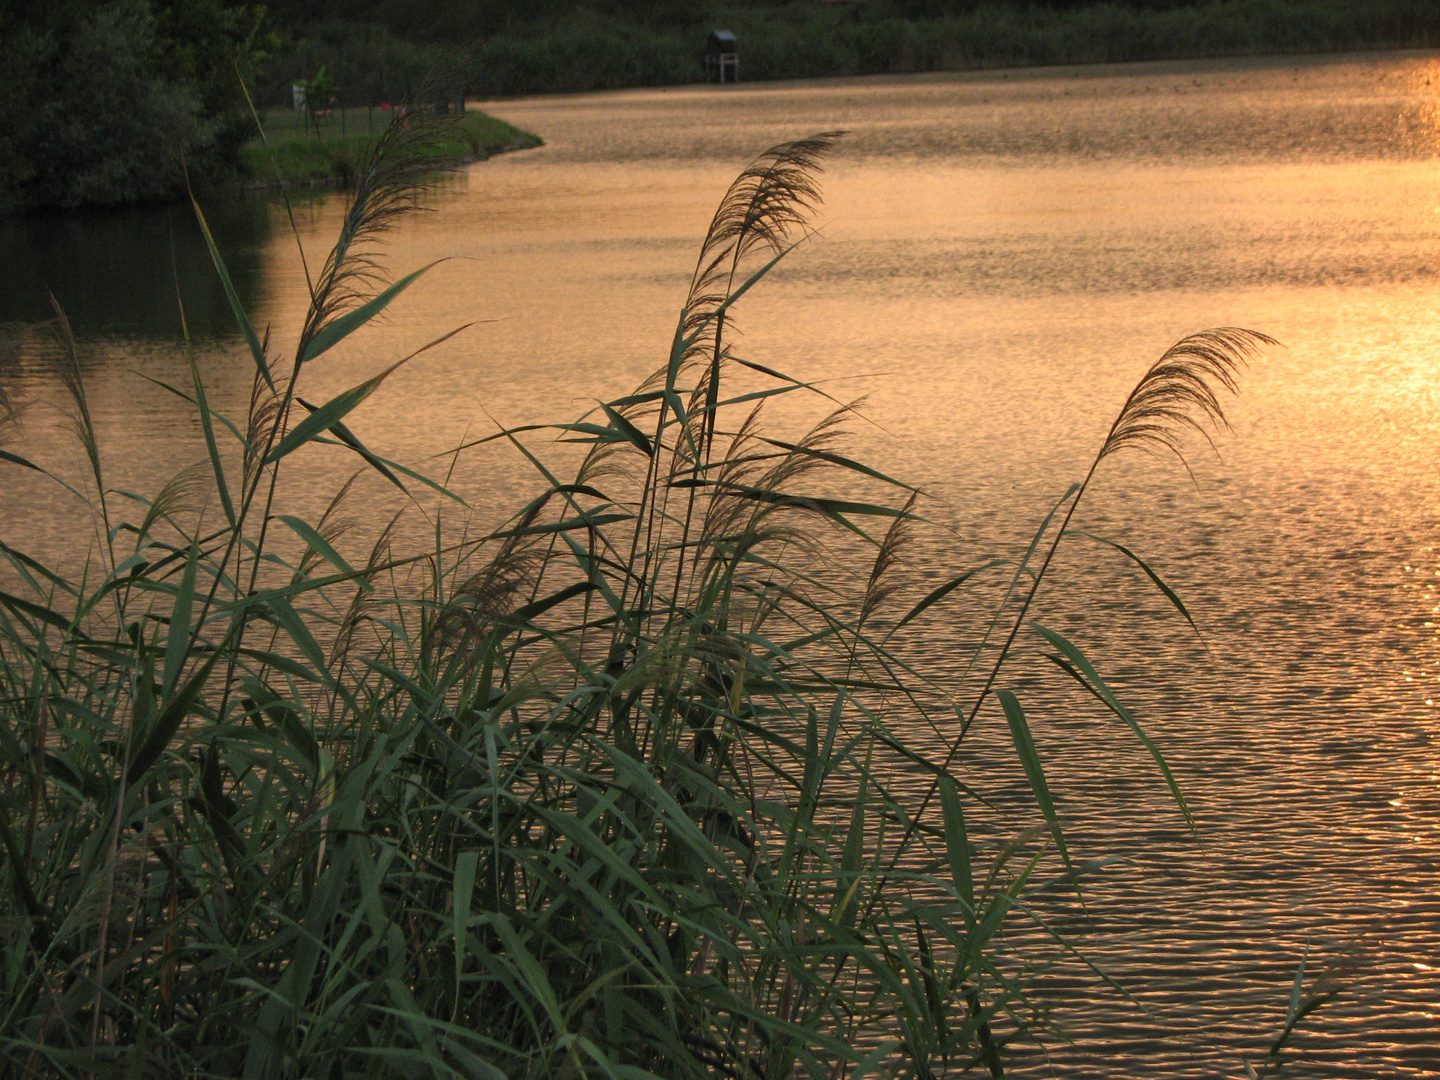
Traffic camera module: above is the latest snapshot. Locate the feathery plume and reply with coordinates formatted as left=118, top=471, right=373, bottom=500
left=1098, top=327, right=1275, bottom=469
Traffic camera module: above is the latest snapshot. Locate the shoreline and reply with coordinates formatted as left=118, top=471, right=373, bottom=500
left=237, top=108, right=543, bottom=192
left=239, top=136, right=544, bottom=193
left=476, top=44, right=1440, bottom=104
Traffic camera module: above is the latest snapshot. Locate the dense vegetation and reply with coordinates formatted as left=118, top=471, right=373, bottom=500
left=0, top=0, right=537, bottom=211
left=0, top=116, right=1336, bottom=1076
left=256, top=0, right=1440, bottom=100
left=0, top=0, right=265, bottom=213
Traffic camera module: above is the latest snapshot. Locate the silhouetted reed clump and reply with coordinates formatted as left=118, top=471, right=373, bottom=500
left=0, top=115, right=1333, bottom=1077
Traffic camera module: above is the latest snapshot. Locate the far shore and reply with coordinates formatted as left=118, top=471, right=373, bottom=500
left=475, top=44, right=1440, bottom=106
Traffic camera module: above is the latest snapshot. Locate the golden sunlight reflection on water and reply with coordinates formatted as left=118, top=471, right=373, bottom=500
left=6, top=49, right=1440, bottom=1077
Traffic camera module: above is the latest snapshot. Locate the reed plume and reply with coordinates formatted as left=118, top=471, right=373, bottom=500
left=973, top=326, right=1273, bottom=725
left=884, top=325, right=1275, bottom=889
left=1098, top=327, right=1273, bottom=469
left=685, top=132, right=844, bottom=451
left=296, top=103, right=457, bottom=369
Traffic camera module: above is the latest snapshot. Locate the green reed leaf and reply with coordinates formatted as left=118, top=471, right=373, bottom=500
left=239, top=677, right=319, bottom=770
left=487, top=511, right=633, bottom=541
left=265, top=360, right=404, bottom=465
left=234, top=647, right=324, bottom=683
left=1032, top=621, right=1196, bottom=836
left=263, top=594, right=329, bottom=677
left=296, top=399, right=407, bottom=494
left=278, top=514, right=365, bottom=586
left=188, top=351, right=237, bottom=528
left=1286, top=948, right=1307, bottom=1028
left=126, top=629, right=229, bottom=786
left=997, top=688, right=1070, bottom=871
left=484, top=913, right=566, bottom=1032
left=0, top=541, right=79, bottom=598
left=1083, top=531, right=1197, bottom=630
left=299, top=262, right=438, bottom=365
left=754, top=435, right=921, bottom=492
left=0, top=449, right=42, bottom=472
left=140, top=372, right=252, bottom=451
left=597, top=400, right=654, bottom=457
left=0, top=590, right=72, bottom=634
left=452, top=849, right=479, bottom=1005
left=938, top=775, right=975, bottom=912
left=892, top=560, right=1008, bottom=633
left=160, top=541, right=198, bottom=699
left=309, top=432, right=469, bottom=506
left=192, top=195, right=272, bottom=390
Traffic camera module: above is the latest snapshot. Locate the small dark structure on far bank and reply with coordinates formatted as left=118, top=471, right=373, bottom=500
left=706, top=30, right=739, bottom=83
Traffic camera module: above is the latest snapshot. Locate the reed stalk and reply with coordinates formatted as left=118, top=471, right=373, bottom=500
left=0, top=119, right=1315, bottom=1078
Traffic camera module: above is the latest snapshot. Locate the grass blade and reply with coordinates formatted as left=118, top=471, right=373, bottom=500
left=1032, top=621, right=1196, bottom=835
left=997, top=688, right=1070, bottom=871
left=299, top=262, right=440, bottom=365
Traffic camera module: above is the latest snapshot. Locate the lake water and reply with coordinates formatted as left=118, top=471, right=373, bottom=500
left=5, top=49, right=1440, bottom=1078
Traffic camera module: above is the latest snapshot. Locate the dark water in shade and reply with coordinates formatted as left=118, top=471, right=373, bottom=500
left=0, top=197, right=270, bottom=339
left=6, top=49, right=1440, bottom=1078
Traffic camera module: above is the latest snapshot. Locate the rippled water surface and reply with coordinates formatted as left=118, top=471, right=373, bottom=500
left=7, top=49, right=1440, bottom=1078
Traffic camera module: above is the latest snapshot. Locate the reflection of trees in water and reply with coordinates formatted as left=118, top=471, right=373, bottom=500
left=0, top=194, right=271, bottom=341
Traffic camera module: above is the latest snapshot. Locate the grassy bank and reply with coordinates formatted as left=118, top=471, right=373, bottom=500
left=257, top=0, right=1440, bottom=100
left=0, top=118, right=1335, bottom=1076
left=242, top=106, right=542, bottom=187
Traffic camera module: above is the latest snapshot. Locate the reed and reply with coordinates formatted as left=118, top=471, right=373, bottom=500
left=0, top=117, right=1310, bottom=1077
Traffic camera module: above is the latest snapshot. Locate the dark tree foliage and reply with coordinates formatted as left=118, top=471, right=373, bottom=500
left=263, top=0, right=706, bottom=40
left=0, top=0, right=264, bottom=213
left=259, top=0, right=1218, bottom=43
left=255, top=0, right=1440, bottom=104
left=251, top=19, right=466, bottom=107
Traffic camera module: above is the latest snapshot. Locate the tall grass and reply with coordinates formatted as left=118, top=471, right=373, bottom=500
left=0, top=117, right=1288, bottom=1077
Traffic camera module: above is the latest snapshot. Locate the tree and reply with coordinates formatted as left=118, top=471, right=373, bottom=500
left=0, top=0, right=264, bottom=213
